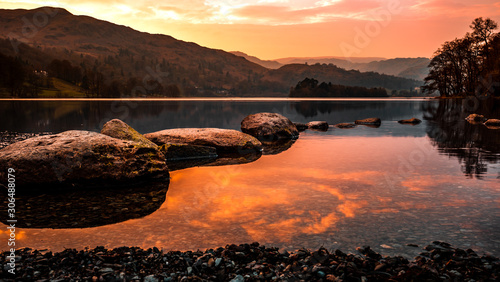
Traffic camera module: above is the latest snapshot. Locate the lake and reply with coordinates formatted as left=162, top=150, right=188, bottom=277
left=1, top=98, right=499, bottom=258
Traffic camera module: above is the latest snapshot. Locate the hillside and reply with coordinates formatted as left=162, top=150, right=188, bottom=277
left=0, top=7, right=423, bottom=97
left=273, top=56, right=430, bottom=81
left=231, top=51, right=283, bottom=69
left=264, top=64, right=421, bottom=91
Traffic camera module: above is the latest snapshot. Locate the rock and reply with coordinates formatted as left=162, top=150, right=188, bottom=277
left=0, top=130, right=168, bottom=189
left=145, top=128, right=262, bottom=154
left=101, top=119, right=157, bottom=148
left=230, top=275, right=245, bottom=282
left=354, top=118, right=382, bottom=125
left=294, top=122, right=308, bottom=131
left=484, top=119, right=500, bottom=126
left=241, top=113, right=299, bottom=140
left=160, top=144, right=217, bottom=160
left=307, top=121, right=329, bottom=131
left=398, top=118, right=422, bottom=124
left=335, top=123, right=356, bottom=129
left=465, top=114, right=487, bottom=123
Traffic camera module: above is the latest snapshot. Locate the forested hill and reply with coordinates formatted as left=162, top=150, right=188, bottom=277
left=0, top=7, right=421, bottom=97
left=264, top=64, right=421, bottom=91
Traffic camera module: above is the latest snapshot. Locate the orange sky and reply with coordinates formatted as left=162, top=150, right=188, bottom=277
left=2, top=1, right=500, bottom=60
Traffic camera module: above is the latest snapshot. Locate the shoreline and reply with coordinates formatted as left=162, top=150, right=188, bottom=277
left=1, top=241, right=498, bottom=281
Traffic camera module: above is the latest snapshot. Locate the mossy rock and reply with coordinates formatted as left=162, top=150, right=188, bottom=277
left=101, top=119, right=157, bottom=148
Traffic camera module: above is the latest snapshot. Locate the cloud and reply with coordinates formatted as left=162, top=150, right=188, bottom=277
left=409, top=0, right=500, bottom=18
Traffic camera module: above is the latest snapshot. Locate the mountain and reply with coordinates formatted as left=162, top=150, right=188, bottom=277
left=0, top=7, right=423, bottom=97
left=272, top=56, right=430, bottom=81
left=231, top=51, right=283, bottom=69
left=263, top=64, right=421, bottom=91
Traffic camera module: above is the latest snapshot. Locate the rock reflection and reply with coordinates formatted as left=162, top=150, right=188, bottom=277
left=423, top=98, right=500, bottom=178
left=167, top=152, right=262, bottom=171
left=261, top=139, right=296, bottom=155
left=0, top=181, right=169, bottom=228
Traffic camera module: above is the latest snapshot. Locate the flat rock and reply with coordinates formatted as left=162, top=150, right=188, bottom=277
left=398, top=118, right=422, bottom=124
left=0, top=130, right=168, bottom=189
left=465, top=114, right=487, bottom=123
left=144, top=128, right=262, bottom=154
left=101, top=119, right=157, bottom=148
left=355, top=117, right=382, bottom=125
left=307, top=121, right=329, bottom=131
left=241, top=113, right=299, bottom=140
left=160, top=144, right=217, bottom=160
left=335, top=123, right=356, bottom=129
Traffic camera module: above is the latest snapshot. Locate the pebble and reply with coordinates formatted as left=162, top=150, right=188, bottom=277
left=0, top=241, right=498, bottom=281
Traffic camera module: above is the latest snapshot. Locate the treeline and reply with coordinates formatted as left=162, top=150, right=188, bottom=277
left=290, top=78, right=388, bottom=97
left=423, top=17, right=500, bottom=97
left=0, top=52, right=49, bottom=97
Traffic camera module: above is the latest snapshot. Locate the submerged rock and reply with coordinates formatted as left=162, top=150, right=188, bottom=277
left=355, top=117, right=382, bottom=125
left=145, top=128, right=262, bottom=154
left=241, top=112, right=299, bottom=141
left=307, top=121, right=329, bottom=131
left=398, top=118, right=422, bottom=124
left=335, top=123, right=356, bottom=129
left=160, top=144, right=217, bottom=160
left=101, top=119, right=157, bottom=148
left=0, top=130, right=168, bottom=189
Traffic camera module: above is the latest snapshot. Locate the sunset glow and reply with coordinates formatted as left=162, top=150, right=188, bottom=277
left=2, top=0, right=500, bottom=59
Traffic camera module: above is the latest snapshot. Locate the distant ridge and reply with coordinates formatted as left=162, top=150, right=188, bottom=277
left=0, top=7, right=423, bottom=97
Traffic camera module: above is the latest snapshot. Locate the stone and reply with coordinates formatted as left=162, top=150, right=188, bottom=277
left=0, top=130, right=168, bottom=189
left=159, top=144, right=217, bottom=160
left=354, top=118, right=382, bottom=125
left=335, top=123, right=356, bottom=129
left=101, top=119, right=157, bottom=148
left=307, top=121, right=329, bottom=131
left=465, top=114, right=487, bottom=123
left=484, top=119, right=500, bottom=126
left=294, top=122, right=308, bottom=131
left=145, top=128, right=262, bottom=154
left=398, top=118, right=422, bottom=124
left=241, top=112, right=299, bottom=140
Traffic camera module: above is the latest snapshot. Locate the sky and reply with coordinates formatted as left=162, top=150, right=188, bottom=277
left=2, top=0, right=500, bottom=60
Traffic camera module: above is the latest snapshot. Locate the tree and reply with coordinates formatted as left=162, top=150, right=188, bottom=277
left=423, top=17, right=499, bottom=97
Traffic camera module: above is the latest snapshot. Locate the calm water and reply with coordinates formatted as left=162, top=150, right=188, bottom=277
left=1, top=98, right=499, bottom=258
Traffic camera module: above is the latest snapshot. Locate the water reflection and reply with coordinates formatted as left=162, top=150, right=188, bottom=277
left=423, top=99, right=500, bottom=178
left=167, top=152, right=262, bottom=171
left=1, top=134, right=499, bottom=257
left=0, top=181, right=168, bottom=228
left=0, top=99, right=428, bottom=134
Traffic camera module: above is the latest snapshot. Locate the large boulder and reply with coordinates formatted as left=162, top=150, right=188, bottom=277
left=241, top=113, right=299, bottom=140
left=101, top=119, right=157, bottom=148
left=0, top=130, right=168, bottom=189
left=144, top=128, right=262, bottom=154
